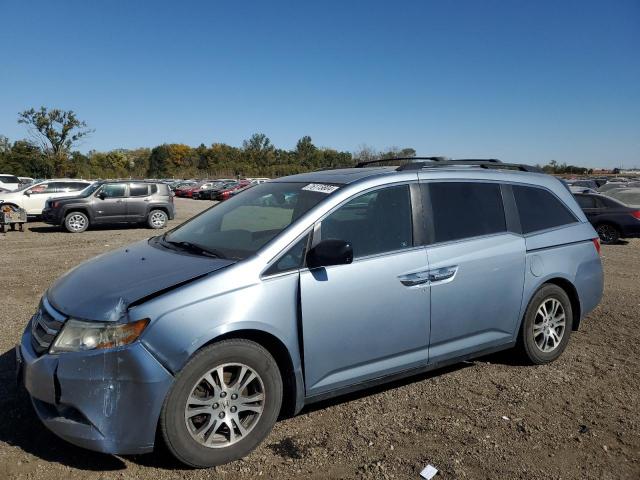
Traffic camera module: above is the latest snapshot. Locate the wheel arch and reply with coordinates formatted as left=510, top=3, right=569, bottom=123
left=63, top=205, right=92, bottom=221
left=539, top=277, right=582, bottom=331
left=148, top=205, right=170, bottom=218
left=593, top=220, right=622, bottom=232
left=195, top=329, right=300, bottom=418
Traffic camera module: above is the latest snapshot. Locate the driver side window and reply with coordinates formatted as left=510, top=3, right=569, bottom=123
left=100, top=184, right=126, bottom=198
left=319, top=185, right=413, bottom=259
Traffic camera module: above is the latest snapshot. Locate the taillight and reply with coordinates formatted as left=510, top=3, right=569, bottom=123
left=592, top=238, right=601, bottom=255
left=631, top=210, right=640, bottom=220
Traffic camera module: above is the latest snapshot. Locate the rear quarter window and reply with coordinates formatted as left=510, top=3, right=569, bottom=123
left=513, top=185, right=577, bottom=234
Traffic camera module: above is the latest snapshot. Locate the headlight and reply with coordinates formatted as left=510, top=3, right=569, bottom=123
left=50, top=318, right=149, bottom=353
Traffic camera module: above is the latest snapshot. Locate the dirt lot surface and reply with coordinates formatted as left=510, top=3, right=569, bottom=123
left=1, top=198, right=638, bottom=479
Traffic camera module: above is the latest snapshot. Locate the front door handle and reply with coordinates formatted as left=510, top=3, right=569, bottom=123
left=398, top=271, right=430, bottom=287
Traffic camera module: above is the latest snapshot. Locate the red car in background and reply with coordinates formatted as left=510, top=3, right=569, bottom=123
left=175, top=182, right=212, bottom=198
left=214, top=180, right=251, bottom=201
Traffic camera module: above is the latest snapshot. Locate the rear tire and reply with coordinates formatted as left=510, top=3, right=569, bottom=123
left=517, top=284, right=573, bottom=364
left=160, top=339, right=283, bottom=468
left=147, top=209, right=168, bottom=229
left=596, top=223, right=620, bottom=244
left=64, top=211, right=89, bottom=233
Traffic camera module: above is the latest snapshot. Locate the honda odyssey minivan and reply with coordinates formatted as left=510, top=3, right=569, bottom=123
left=18, top=158, right=604, bottom=467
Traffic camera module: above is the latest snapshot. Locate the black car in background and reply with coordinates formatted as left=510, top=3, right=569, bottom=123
left=194, top=180, right=237, bottom=200
left=574, top=192, right=640, bottom=244
left=42, top=181, right=175, bottom=232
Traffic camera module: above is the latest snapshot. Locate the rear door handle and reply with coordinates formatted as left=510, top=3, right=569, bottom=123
left=429, top=266, right=457, bottom=283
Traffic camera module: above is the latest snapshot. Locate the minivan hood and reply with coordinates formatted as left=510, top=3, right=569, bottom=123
left=47, top=238, right=235, bottom=320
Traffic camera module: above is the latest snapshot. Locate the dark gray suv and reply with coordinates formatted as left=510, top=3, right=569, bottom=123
left=42, top=181, right=175, bottom=232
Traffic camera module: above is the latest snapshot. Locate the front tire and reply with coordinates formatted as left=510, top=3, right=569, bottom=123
left=64, top=211, right=89, bottom=233
left=160, top=339, right=283, bottom=468
left=517, top=284, right=573, bottom=364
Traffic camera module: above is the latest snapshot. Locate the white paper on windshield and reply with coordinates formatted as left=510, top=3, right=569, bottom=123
left=302, top=183, right=339, bottom=194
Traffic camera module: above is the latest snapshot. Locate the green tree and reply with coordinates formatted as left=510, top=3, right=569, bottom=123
left=243, top=133, right=275, bottom=168
left=147, top=144, right=171, bottom=177
left=17, top=107, right=93, bottom=176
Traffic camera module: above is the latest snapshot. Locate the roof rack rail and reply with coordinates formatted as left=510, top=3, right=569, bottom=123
left=353, top=156, right=541, bottom=173
left=355, top=156, right=447, bottom=168
left=396, top=159, right=542, bottom=173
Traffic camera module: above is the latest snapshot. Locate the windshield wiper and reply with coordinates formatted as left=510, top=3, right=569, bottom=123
left=162, top=237, right=226, bottom=259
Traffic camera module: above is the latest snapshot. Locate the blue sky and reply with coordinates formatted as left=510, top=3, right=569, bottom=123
left=0, top=0, right=638, bottom=167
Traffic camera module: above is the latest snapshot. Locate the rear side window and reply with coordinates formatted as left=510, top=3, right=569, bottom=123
left=320, top=185, right=412, bottom=258
left=575, top=195, right=596, bottom=209
left=150, top=184, right=159, bottom=194
left=427, top=182, right=506, bottom=243
left=30, top=183, right=57, bottom=194
left=513, top=185, right=577, bottom=234
left=55, top=182, right=88, bottom=192
left=129, top=183, right=150, bottom=196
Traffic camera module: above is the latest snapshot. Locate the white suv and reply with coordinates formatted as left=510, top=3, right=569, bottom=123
left=0, top=174, right=21, bottom=191
left=0, top=179, right=93, bottom=215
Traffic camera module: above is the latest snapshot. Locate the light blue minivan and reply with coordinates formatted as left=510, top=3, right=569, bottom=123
left=18, top=158, right=604, bottom=467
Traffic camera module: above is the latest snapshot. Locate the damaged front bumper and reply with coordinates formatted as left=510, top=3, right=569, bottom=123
left=19, top=323, right=174, bottom=455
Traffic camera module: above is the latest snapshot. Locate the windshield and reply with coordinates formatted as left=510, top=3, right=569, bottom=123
left=162, top=182, right=341, bottom=260
left=79, top=182, right=102, bottom=197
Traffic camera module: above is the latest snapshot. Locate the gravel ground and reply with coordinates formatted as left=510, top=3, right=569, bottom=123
left=0, top=198, right=638, bottom=479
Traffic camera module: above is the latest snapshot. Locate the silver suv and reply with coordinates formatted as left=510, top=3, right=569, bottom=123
left=18, top=159, right=604, bottom=467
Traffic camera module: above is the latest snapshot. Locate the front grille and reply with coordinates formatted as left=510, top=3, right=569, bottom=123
left=30, top=299, right=66, bottom=355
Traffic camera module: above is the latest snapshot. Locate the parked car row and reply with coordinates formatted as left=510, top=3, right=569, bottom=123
left=569, top=177, right=640, bottom=244
left=176, top=178, right=268, bottom=201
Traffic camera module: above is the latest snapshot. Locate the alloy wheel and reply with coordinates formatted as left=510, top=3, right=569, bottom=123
left=533, top=298, right=566, bottom=353
left=184, top=363, right=265, bottom=448
left=596, top=224, right=617, bottom=244
left=67, top=214, right=87, bottom=232
left=151, top=211, right=166, bottom=227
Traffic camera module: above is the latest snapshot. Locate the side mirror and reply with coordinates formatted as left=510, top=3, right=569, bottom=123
left=24, top=190, right=32, bottom=196
left=97, top=192, right=106, bottom=200
left=306, top=239, right=353, bottom=269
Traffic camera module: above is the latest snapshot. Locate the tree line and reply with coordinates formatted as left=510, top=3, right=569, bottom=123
left=1, top=106, right=599, bottom=180
left=0, top=107, right=420, bottom=179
